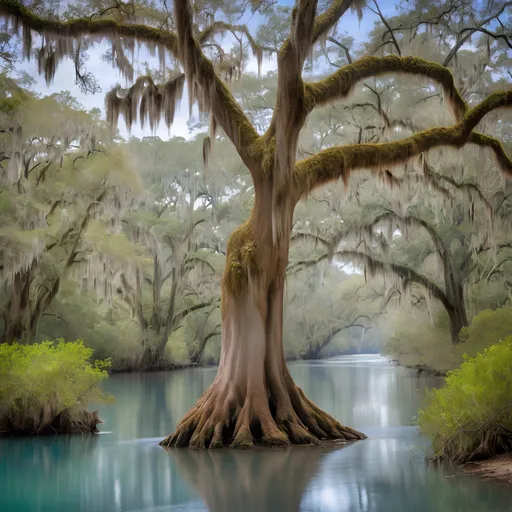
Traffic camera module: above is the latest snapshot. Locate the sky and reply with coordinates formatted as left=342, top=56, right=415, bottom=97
left=17, top=0, right=400, bottom=141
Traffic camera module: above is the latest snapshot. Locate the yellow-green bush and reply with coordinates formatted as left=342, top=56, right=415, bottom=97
left=458, top=306, right=512, bottom=358
left=0, top=340, right=111, bottom=434
left=419, top=335, right=512, bottom=462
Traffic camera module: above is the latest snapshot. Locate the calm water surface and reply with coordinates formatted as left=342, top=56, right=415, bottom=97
left=2, top=354, right=512, bottom=511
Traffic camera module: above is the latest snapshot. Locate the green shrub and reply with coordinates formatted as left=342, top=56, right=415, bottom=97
left=0, top=339, right=111, bottom=434
left=419, top=335, right=512, bottom=462
left=458, top=306, right=512, bottom=358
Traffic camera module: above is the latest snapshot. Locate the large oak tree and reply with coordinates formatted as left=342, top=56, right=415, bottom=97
left=2, top=0, right=511, bottom=449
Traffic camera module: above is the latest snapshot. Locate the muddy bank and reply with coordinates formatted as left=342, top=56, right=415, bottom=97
left=464, top=453, right=512, bottom=485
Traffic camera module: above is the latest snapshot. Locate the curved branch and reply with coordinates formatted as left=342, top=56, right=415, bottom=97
left=290, top=231, right=331, bottom=250
left=458, top=26, right=512, bottom=49
left=429, top=167, right=493, bottom=215
left=334, top=250, right=453, bottom=313
left=286, top=253, right=328, bottom=275
left=0, top=0, right=179, bottom=53
left=305, top=55, right=467, bottom=120
left=198, top=21, right=271, bottom=68
left=172, top=297, right=220, bottom=326
left=468, top=132, right=512, bottom=176
left=366, top=211, right=448, bottom=259
left=294, top=90, right=512, bottom=195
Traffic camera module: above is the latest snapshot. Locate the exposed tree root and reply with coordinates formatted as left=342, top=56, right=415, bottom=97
left=160, top=380, right=366, bottom=449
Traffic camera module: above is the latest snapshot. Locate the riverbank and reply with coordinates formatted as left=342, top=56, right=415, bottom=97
left=109, top=352, right=384, bottom=373
left=464, top=454, right=512, bottom=485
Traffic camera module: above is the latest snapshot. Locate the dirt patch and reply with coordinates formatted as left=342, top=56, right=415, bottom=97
left=464, top=453, right=512, bottom=485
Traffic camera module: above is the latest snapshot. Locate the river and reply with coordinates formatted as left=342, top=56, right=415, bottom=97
left=1, top=354, right=511, bottom=511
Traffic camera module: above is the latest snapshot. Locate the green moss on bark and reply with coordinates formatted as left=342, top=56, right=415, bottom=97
left=222, top=221, right=258, bottom=296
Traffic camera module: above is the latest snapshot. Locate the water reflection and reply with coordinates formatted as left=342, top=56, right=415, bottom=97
left=168, top=445, right=345, bottom=512
left=2, top=356, right=511, bottom=512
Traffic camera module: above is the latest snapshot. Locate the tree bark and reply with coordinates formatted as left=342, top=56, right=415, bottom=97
left=447, top=287, right=469, bottom=344
left=161, top=189, right=366, bottom=449
left=2, top=272, right=25, bottom=343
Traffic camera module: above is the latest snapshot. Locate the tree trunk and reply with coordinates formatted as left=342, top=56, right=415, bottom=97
left=447, top=295, right=469, bottom=345
left=190, top=328, right=220, bottom=365
left=1, top=271, right=30, bottom=344
left=161, top=192, right=366, bottom=449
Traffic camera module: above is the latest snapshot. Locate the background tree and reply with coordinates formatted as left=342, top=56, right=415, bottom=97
left=1, top=0, right=511, bottom=450
left=0, top=83, right=138, bottom=343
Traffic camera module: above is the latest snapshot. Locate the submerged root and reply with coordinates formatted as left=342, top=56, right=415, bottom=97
left=160, top=382, right=366, bottom=450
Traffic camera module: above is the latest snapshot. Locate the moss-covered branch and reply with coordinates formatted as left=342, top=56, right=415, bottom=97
left=313, top=0, right=362, bottom=43
left=0, top=0, right=179, bottom=53
left=294, top=90, right=512, bottom=195
left=0, top=0, right=260, bottom=172
left=305, top=55, right=467, bottom=120
left=272, top=0, right=320, bottom=186
left=173, top=0, right=259, bottom=169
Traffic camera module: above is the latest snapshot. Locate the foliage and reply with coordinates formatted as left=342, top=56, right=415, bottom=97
left=459, top=307, right=512, bottom=357
left=0, top=339, right=111, bottom=431
left=419, top=335, right=512, bottom=462
left=383, top=309, right=458, bottom=374
left=0, top=0, right=510, bottom=379
left=36, top=282, right=141, bottom=371
left=384, top=306, right=512, bottom=374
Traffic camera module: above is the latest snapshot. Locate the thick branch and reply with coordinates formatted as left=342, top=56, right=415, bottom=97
left=0, top=0, right=179, bottom=52
left=294, top=90, right=512, bottom=195
left=172, top=298, right=220, bottom=326
left=173, top=0, right=259, bottom=168
left=305, top=55, right=467, bottom=120
left=272, top=0, right=319, bottom=183
left=313, top=0, right=359, bottom=43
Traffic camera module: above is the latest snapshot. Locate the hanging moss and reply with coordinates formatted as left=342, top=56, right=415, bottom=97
left=199, top=21, right=264, bottom=77
left=105, top=74, right=185, bottom=131
left=0, top=0, right=180, bottom=66
left=313, top=0, right=364, bottom=41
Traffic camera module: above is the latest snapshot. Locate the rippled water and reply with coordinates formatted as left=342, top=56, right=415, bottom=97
left=2, top=355, right=511, bottom=511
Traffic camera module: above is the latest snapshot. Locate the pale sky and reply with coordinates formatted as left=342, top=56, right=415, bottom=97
left=18, top=0, right=398, bottom=141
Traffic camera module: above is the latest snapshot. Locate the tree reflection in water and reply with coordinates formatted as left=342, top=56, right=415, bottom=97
left=168, top=444, right=347, bottom=512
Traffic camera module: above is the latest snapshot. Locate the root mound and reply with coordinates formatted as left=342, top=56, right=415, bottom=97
left=160, top=381, right=366, bottom=449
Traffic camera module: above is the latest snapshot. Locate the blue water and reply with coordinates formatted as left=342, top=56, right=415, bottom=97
left=1, top=355, right=511, bottom=511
